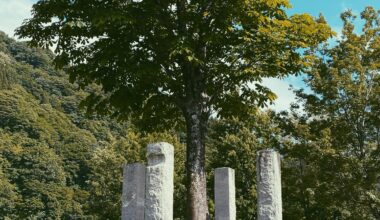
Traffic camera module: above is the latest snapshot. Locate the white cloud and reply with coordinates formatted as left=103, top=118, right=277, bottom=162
left=331, top=26, right=343, bottom=42
left=0, top=0, right=34, bottom=37
left=262, top=77, right=297, bottom=112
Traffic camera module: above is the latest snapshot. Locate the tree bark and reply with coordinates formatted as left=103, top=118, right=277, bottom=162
left=184, top=103, right=209, bottom=220
left=181, top=65, right=210, bottom=219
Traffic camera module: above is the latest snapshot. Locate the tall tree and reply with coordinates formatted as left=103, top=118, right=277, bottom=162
left=17, top=0, right=332, bottom=218
left=276, top=7, right=380, bottom=219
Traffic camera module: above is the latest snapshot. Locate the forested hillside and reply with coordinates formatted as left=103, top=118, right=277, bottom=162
left=0, top=30, right=117, bottom=218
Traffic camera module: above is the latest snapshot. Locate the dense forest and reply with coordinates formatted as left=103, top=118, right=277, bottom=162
left=1, top=7, right=380, bottom=220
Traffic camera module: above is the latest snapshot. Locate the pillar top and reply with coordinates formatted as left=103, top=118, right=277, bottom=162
left=215, top=167, right=234, bottom=170
left=257, top=148, right=279, bottom=155
left=147, top=142, right=174, bottom=156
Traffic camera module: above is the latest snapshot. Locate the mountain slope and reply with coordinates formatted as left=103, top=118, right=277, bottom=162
left=0, top=31, right=128, bottom=218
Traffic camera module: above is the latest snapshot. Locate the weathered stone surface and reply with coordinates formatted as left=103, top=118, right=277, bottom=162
left=145, top=142, right=174, bottom=220
left=215, top=167, right=236, bottom=220
left=257, top=149, right=282, bottom=220
left=121, top=163, right=146, bottom=220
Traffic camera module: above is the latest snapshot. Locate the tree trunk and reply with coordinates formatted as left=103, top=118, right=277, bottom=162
left=183, top=103, right=209, bottom=220
left=178, top=51, right=209, bottom=218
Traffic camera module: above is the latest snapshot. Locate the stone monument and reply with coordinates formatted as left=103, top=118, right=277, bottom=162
left=215, top=167, right=236, bottom=220
left=145, top=142, right=174, bottom=220
left=256, top=149, right=282, bottom=220
left=121, top=163, right=146, bottom=220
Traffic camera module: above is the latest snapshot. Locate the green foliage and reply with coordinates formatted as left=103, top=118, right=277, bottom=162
left=0, top=85, right=98, bottom=186
left=206, top=112, right=281, bottom=219
left=16, top=0, right=333, bottom=127
left=0, top=51, right=15, bottom=89
left=0, top=131, right=84, bottom=219
left=0, top=30, right=129, bottom=219
left=276, top=7, right=380, bottom=219
left=0, top=147, right=19, bottom=219
left=208, top=119, right=259, bottom=219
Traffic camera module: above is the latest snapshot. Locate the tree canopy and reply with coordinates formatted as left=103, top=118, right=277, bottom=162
left=17, top=0, right=332, bottom=123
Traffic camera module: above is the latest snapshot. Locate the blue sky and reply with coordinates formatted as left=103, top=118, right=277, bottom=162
left=0, top=0, right=379, bottom=111
left=290, top=0, right=380, bottom=41
left=264, top=0, right=380, bottom=111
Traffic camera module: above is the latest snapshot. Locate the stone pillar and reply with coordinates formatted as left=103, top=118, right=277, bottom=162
left=145, top=142, right=174, bottom=220
left=121, top=163, right=146, bottom=220
left=215, top=167, right=236, bottom=220
left=257, top=149, right=282, bottom=220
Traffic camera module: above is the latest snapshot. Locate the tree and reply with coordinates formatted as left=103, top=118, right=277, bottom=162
left=276, top=7, right=380, bottom=219
left=17, top=1, right=332, bottom=218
